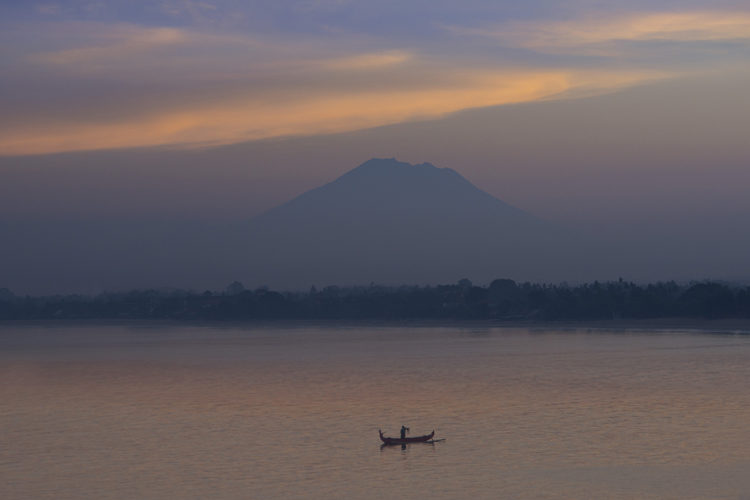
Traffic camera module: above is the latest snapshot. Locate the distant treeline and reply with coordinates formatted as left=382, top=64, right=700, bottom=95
left=2, top=279, right=750, bottom=321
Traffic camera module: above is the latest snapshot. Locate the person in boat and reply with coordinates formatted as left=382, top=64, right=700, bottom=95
left=400, top=425, right=409, bottom=440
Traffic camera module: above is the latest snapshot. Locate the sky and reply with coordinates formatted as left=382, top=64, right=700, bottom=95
left=2, top=0, right=750, bottom=155
left=1, top=1, right=750, bottom=292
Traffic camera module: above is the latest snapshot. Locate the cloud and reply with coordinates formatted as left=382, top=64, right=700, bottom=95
left=2, top=10, right=726, bottom=156
left=35, top=4, right=62, bottom=16
left=0, top=64, right=668, bottom=155
left=322, top=50, right=412, bottom=70
left=32, top=24, right=188, bottom=65
left=449, top=10, right=750, bottom=54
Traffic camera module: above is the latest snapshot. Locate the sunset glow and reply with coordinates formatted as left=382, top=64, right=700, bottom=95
left=2, top=4, right=747, bottom=155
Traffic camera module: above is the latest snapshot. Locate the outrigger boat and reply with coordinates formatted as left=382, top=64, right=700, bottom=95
left=379, top=429, right=435, bottom=445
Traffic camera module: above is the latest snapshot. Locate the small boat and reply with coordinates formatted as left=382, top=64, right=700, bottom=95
left=379, top=429, right=435, bottom=445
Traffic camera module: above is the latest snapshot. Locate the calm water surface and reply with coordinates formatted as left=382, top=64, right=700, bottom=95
left=2, top=323, right=750, bottom=499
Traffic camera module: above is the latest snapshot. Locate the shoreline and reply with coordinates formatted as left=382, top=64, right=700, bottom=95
left=2, top=317, right=750, bottom=333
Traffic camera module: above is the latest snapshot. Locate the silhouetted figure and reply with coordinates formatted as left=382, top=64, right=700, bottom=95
left=400, top=425, right=409, bottom=440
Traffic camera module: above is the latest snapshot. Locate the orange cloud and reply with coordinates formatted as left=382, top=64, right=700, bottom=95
left=0, top=67, right=667, bottom=156
left=1, top=15, right=690, bottom=156
left=322, top=50, right=413, bottom=70
left=450, top=10, right=750, bottom=53
left=32, top=25, right=189, bottom=65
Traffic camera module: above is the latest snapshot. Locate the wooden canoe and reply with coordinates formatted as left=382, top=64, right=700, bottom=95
left=379, top=429, right=435, bottom=445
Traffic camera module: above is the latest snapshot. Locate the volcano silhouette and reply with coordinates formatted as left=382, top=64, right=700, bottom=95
left=229, top=158, right=577, bottom=287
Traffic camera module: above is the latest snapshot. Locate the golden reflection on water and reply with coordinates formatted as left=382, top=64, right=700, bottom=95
left=2, top=324, right=750, bottom=499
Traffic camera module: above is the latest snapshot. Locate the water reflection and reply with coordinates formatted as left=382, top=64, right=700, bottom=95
left=380, top=439, right=445, bottom=452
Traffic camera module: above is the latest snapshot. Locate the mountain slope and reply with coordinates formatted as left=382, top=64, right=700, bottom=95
left=226, top=158, right=577, bottom=287
left=252, top=158, right=541, bottom=234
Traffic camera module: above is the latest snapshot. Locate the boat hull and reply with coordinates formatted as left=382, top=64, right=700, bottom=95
left=379, top=430, right=434, bottom=445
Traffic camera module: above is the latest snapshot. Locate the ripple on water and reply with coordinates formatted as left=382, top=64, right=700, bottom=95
left=2, top=323, right=750, bottom=499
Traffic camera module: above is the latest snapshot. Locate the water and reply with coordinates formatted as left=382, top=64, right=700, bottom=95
left=2, top=322, right=750, bottom=499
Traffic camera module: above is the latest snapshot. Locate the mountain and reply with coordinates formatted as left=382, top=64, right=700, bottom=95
left=250, top=158, right=541, bottom=233
left=0, top=157, right=595, bottom=294
left=226, top=158, right=581, bottom=287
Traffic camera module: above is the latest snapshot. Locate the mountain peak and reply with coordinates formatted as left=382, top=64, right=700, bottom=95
left=347, top=157, right=439, bottom=173
left=337, top=158, right=463, bottom=185
left=253, top=158, right=536, bottom=226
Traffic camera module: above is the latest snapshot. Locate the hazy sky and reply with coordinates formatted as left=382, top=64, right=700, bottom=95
left=2, top=1, right=750, bottom=219
left=2, top=1, right=750, bottom=292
